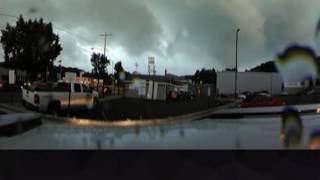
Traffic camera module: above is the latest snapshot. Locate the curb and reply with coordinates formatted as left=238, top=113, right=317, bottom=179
left=0, top=102, right=236, bottom=128
left=44, top=102, right=236, bottom=128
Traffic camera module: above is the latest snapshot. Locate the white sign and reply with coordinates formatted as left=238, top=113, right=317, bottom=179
left=208, top=87, right=211, bottom=96
left=80, top=72, right=84, bottom=78
left=64, top=72, right=77, bottom=82
left=9, top=70, right=15, bottom=85
left=284, top=82, right=303, bottom=88
left=147, top=81, right=154, bottom=99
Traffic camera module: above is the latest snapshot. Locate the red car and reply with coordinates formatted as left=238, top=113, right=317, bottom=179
left=240, top=94, right=285, bottom=108
left=167, top=91, right=178, bottom=101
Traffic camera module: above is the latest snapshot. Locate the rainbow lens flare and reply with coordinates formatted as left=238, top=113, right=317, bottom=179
left=119, top=71, right=126, bottom=81
left=275, top=45, right=319, bottom=83
left=310, top=129, right=320, bottom=150
left=131, top=78, right=141, bottom=92
left=280, top=107, right=303, bottom=148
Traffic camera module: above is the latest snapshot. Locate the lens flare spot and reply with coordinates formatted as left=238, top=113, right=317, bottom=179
left=310, top=129, right=320, bottom=150
left=86, top=103, right=94, bottom=110
left=275, top=45, right=319, bottom=84
left=281, top=107, right=303, bottom=148
left=119, top=71, right=126, bottom=81
left=131, top=78, right=141, bottom=92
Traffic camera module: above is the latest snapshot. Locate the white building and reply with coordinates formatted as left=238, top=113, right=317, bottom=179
left=217, top=71, right=283, bottom=95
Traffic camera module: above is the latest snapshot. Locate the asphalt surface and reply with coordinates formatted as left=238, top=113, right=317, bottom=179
left=0, top=92, right=22, bottom=105
left=71, top=97, right=223, bottom=120
left=1, top=112, right=320, bottom=149
left=1, top=92, right=320, bottom=149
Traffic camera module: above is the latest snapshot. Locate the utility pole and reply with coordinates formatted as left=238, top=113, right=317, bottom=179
left=100, top=33, right=112, bottom=58
left=100, top=33, right=112, bottom=97
left=111, top=60, right=115, bottom=95
left=147, top=64, right=151, bottom=99
left=235, top=28, right=240, bottom=150
left=152, top=65, right=156, bottom=100
left=270, top=74, right=273, bottom=95
left=234, top=28, right=240, bottom=97
left=59, top=60, right=62, bottom=80
left=147, top=57, right=155, bottom=100
left=135, top=62, right=139, bottom=73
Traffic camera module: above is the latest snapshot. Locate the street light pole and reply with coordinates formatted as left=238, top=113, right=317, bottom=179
left=234, top=28, right=240, bottom=97
left=59, top=60, right=62, bottom=80
left=152, top=65, right=156, bottom=100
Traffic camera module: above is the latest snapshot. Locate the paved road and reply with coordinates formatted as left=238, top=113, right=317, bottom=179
left=1, top=112, right=320, bottom=149
left=0, top=92, right=21, bottom=105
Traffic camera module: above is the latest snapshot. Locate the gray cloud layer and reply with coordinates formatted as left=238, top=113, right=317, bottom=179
left=1, top=0, right=320, bottom=75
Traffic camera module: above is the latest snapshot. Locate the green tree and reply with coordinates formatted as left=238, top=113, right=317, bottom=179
left=0, top=15, right=62, bottom=81
left=114, top=61, right=124, bottom=82
left=90, top=52, right=110, bottom=89
left=249, top=61, right=278, bottom=72
left=114, top=61, right=125, bottom=95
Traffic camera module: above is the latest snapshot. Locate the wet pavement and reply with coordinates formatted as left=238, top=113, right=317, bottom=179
left=1, top=113, right=320, bottom=149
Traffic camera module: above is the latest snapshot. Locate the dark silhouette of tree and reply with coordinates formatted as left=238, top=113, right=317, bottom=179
left=193, top=68, right=217, bottom=84
left=249, top=61, right=278, bottom=72
left=225, top=68, right=236, bottom=72
left=0, top=15, right=62, bottom=81
left=90, top=53, right=110, bottom=94
left=114, top=61, right=126, bottom=95
left=114, top=61, right=124, bottom=82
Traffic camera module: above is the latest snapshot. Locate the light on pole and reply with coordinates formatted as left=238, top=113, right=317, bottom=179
left=234, top=28, right=240, bottom=97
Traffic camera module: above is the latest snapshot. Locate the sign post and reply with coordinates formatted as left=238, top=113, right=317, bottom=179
left=9, top=70, right=15, bottom=85
left=64, top=72, right=76, bottom=117
left=148, top=57, right=155, bottom=100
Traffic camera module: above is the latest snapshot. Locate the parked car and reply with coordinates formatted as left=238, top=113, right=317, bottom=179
left=281, top=91, right=288, bottom=96
left=240, top=94, right=285, bottom=108
left=22, top=82, right=99, bottom=114
left=238, top=94, right=247, bottom=100
left=167, top=91, right=178, bottom=101
left=307, top=88, right=320, bottom=96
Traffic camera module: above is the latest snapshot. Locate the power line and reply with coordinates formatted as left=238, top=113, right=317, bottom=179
left=0, top=12, right=18, bottom=19
left=100, top=32, right=112, bottom=58
left=0, top=12, right=127, bottom=67
left=0, top=12, right=104, bottom=47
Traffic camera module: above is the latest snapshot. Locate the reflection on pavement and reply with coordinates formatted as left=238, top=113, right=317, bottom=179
left=309, top=129, right=320, bottom=150
left=4, top=113, right=320, bottom=149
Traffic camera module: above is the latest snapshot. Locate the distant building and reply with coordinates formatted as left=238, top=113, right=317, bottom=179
left=126, top=74, right=215, bottom=100
left=283, top=80, right=316, bottom=94
left=217, top=71, right=282, bottom=95
left=0, top=66, right=27, bottom=85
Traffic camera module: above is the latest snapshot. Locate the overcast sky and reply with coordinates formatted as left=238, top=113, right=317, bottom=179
left=1, top=0, right=320, bottom=75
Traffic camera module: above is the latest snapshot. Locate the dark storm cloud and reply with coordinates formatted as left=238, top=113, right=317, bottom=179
left=1, top=0, right=163, bottom=71
left=1, top=0, right=320, bottom=74
left=262, top=0, right=320, bottom=54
